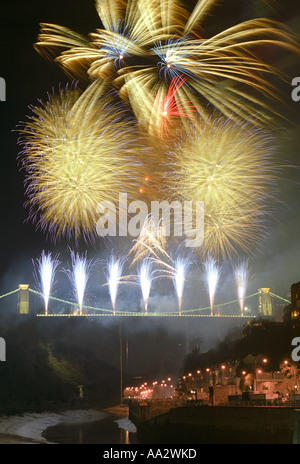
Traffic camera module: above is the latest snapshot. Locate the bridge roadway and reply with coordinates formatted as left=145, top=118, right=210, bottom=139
left=35, top=312, right=257, bottom=318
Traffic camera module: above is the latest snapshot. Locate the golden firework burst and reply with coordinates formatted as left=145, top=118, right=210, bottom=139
left=163, top=116, right=280, bottom=258
left=17, top=82, right=148, bottom=241
left=34, top=0, right=299, bottom=129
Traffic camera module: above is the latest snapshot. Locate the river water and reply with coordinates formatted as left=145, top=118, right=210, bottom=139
left=42, top=413, right=139, bottom=444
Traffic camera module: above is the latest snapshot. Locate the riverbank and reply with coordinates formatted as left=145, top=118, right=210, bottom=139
left=0, top=405, right=129, bottom=444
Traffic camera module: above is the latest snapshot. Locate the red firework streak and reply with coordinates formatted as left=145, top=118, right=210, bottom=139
left=155, top=75, right=195, bottom=139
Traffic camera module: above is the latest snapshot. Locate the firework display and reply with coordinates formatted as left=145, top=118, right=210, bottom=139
left=164, top=116, right=279, bottom=258
left=62, top=250, right=95, bottom=315
left=137, top=258, right=155, bottom=314
left=33, top=250, right=60, bottom=315
left=204, top=256, right=220, bottom=316
left=18, top=82, right=147, bottom=240
left=35, top=0, right=298, bottom=127
left=32, top=249, right=254, bottom=316
left=172, top=256, right=191, bottom=316
left=234, top=259, right=250, bottom=316
left=17, top=0, right=299, bottom=267
left=106, top=254, right=127, bottom=315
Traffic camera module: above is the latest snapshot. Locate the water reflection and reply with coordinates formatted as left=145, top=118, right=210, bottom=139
left=121, top=428, right=130, bottom=444
left=43, top=414, right=138, bottom=444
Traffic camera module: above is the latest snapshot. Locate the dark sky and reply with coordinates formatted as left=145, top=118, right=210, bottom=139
left=0, top=1, right=100, bottom=289
left=0, top=0, right=300, bottom=309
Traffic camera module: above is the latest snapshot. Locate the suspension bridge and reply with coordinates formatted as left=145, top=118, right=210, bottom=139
left=0, top=285, right=291, bottom=319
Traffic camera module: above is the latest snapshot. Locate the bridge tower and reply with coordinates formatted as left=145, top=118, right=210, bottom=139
left=258, top=288, right=272, bottom=316
left=18, top=284, right=29, bottom=314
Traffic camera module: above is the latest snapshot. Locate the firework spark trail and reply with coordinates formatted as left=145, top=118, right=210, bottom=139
left=34, top=0, right=299, bottom=128
left=204, top=256, right=220, bottom=316
left=151, top=75, right=195, bottom=138
left=63, top=250, right=94, bottom=315
left=164, top=116, right=279, bottom=259
left=137, top=258, right=155, bottom=314
left=106, top=254, right=127, bottom=315
left=234, top=259, right=250, bottom=316
left=172, top=256, right=190, bottom=316
left=17, top=82, right=148, bottom=241
left=129, top=216, right=195, bottom=316
left=129, top=215, right=172, bottom=268
left=33, top=251, right=60, bottom=315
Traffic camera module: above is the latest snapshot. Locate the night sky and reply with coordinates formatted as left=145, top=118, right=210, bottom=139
left=0, top=0, right=300, bottom=355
